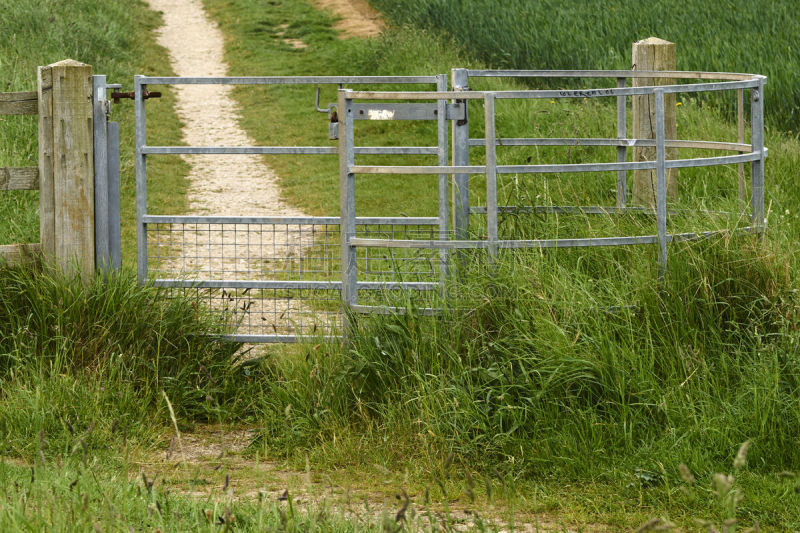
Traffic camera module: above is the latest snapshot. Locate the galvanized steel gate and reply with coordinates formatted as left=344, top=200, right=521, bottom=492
left=133, top=74, right=449, bottom=342
left=132, top=69, right=767, bottom=343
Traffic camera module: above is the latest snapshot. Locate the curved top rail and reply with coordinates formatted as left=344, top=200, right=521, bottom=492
left=344, top=77, right=763, bottom=100
left=466, top=69, right=766, bottom=82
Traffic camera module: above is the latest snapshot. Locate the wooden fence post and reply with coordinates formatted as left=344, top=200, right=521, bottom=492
left=632, top=37, right=678, bottom=205
left=37, top=59, right=95, bottom=277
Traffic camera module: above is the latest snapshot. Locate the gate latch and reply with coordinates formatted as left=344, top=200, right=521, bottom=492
left=110, top=89, right=162, bottom=104
left=315, top=87, right=339, bottom=140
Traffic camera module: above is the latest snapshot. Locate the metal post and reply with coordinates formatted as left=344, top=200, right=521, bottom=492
left=750, top=82, right=765, bottom=232
left=737, top=88, right=745, bottom=202
left=107, top=121, right=121, bottom=269
left=134, top=76, right=148, bottom=283
left=451, top=68, right=470, bottom=238
left=436, top=74, right=449, bottom=284
left=484, top=93, right=498, bottom=259
left=616, top=77, right=627, bottom=208
left=93, top=75, right=110, bottom=272
left=338, top=90, right=357, bottom=314
left=655, top=89, right=668, bottom=279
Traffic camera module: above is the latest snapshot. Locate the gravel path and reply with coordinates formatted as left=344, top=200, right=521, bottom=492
left=143, top=0, right=327, bottom=339
left=143, top=0, right=306, bottom=221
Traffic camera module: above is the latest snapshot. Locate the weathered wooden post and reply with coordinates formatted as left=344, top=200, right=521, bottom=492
left=632, top=37, right=678, bottom=205
left=37, top=59, right=95, bottom=278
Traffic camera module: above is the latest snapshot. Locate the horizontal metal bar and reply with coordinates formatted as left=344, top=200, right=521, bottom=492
left=469, top=138, right=752, bottom=152
left=150, top=279, right=437, bottom=291
left=142, top=215, right=438, bottom=225
left=216, top=334, right=341, bottom=343
left=350, top=152, right=762, bottom=176
left=468, top=205, right=734, bottom=218
left=346, top=91, right=485, bottom=100
left=471, top=205, right=658, bottom=215
left=350, top=237, right=657, bottom=249
left=664, top=151, right=762, bottom=169
left=142, top=151, right=758, bottom=173
left=350, top=102, right=464, bottom=121
left=351, top=227, right=756, bottom=250
left=498, top=161, right=655, bottom=173
left=139, top=76, right=439, bottom=85
left=351, top=305, right=440, bottom=316
left=495, top=80, right=762, bottom=98
left=345, top=79, right=761, bottom=100
left=142, top=145, right=439, bottom=156
left=153, top=279, right=338, bottom=290
left=350, top=165, right=486, bottom=175
left=465, top=69, right=763, bottom=81
left=355, top=146, right=439, bottom=155
left=143, top=146, right=336, bottom=155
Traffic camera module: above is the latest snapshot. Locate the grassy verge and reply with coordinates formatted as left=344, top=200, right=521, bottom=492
left=203, top=0, right=800, bottom=528
left=0, top=0, right=189, bottom=261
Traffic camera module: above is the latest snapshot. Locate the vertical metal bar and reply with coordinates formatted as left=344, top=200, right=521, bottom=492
left=92, top=75, right=110, bottom=272
left=436, top=75, right=449, bottom=284
left=750, top=81, right=765, bottom=232
left=737, top=88, right=745, bottom=202
left=616, top=77, right=627, bottom=208
left=484, top=93, right=498, bottom=259
left=655, top=89, right=668, bottom=280
left=338, top=90, right=357, bottom=314
left=451, top=68, right=470, bottom=238
left=107, top=121, right=121, bottom=269
left=134, top=76, right=148, bottom=283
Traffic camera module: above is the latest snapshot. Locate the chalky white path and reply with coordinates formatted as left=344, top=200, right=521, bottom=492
left=143, top=0, right=325, bottom=338
left=144, top=0, right=304, bottom=219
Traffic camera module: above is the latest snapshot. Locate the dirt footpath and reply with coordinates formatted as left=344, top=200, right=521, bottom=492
left=313, top=0, right=386, bottom=38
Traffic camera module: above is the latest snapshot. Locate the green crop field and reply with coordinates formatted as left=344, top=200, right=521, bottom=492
left=368, top=0, right=800, bottom=132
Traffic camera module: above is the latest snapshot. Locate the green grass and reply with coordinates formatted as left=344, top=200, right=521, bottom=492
left=1, top=0, right=799, bottom=528
left=200, top=0, right=800, bottom=528
left=0, top=263, right=257, bottom=455
left=368, top=0, right=800, bottom=133
left=0, top=454, right=414, bottom=531
left=0, top=0, right=189, bottom=259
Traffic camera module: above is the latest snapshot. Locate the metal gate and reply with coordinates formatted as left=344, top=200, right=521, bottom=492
left=134, top=74, right=448, bottom=342
left=92, top=75, right=122, bottom=273
left=337, top=69, right=766, bottom=310
left=133, top=69, right=767, bottom=343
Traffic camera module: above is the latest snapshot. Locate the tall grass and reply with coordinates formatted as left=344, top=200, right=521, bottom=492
left=258, top=233, right=799, bottom=468
left=0, top=262, right=259, bottom=458
left=368, top=0, right=800, bottom=131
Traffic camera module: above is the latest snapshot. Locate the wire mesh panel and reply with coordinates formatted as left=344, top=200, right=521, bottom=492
left=145, top=217, right=440, bottom=340
left=147, top=219, right=340, bottom=281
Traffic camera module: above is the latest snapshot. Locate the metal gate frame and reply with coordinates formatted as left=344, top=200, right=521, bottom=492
left=449, top=69, right=766, bottom=244
left=338, top=68, right=767, bottom=307
left=92, top=75, right=122, bottom=273
left=132, top=68, right=767, bottom=342
left=134, top=74, right=449, bottom=342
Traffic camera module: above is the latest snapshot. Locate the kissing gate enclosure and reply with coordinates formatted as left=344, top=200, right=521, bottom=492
left=125, top=68, right=766, bottom=343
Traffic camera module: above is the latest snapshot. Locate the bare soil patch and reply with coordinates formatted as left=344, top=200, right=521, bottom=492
left=312, top=0, right=386, bottom=38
